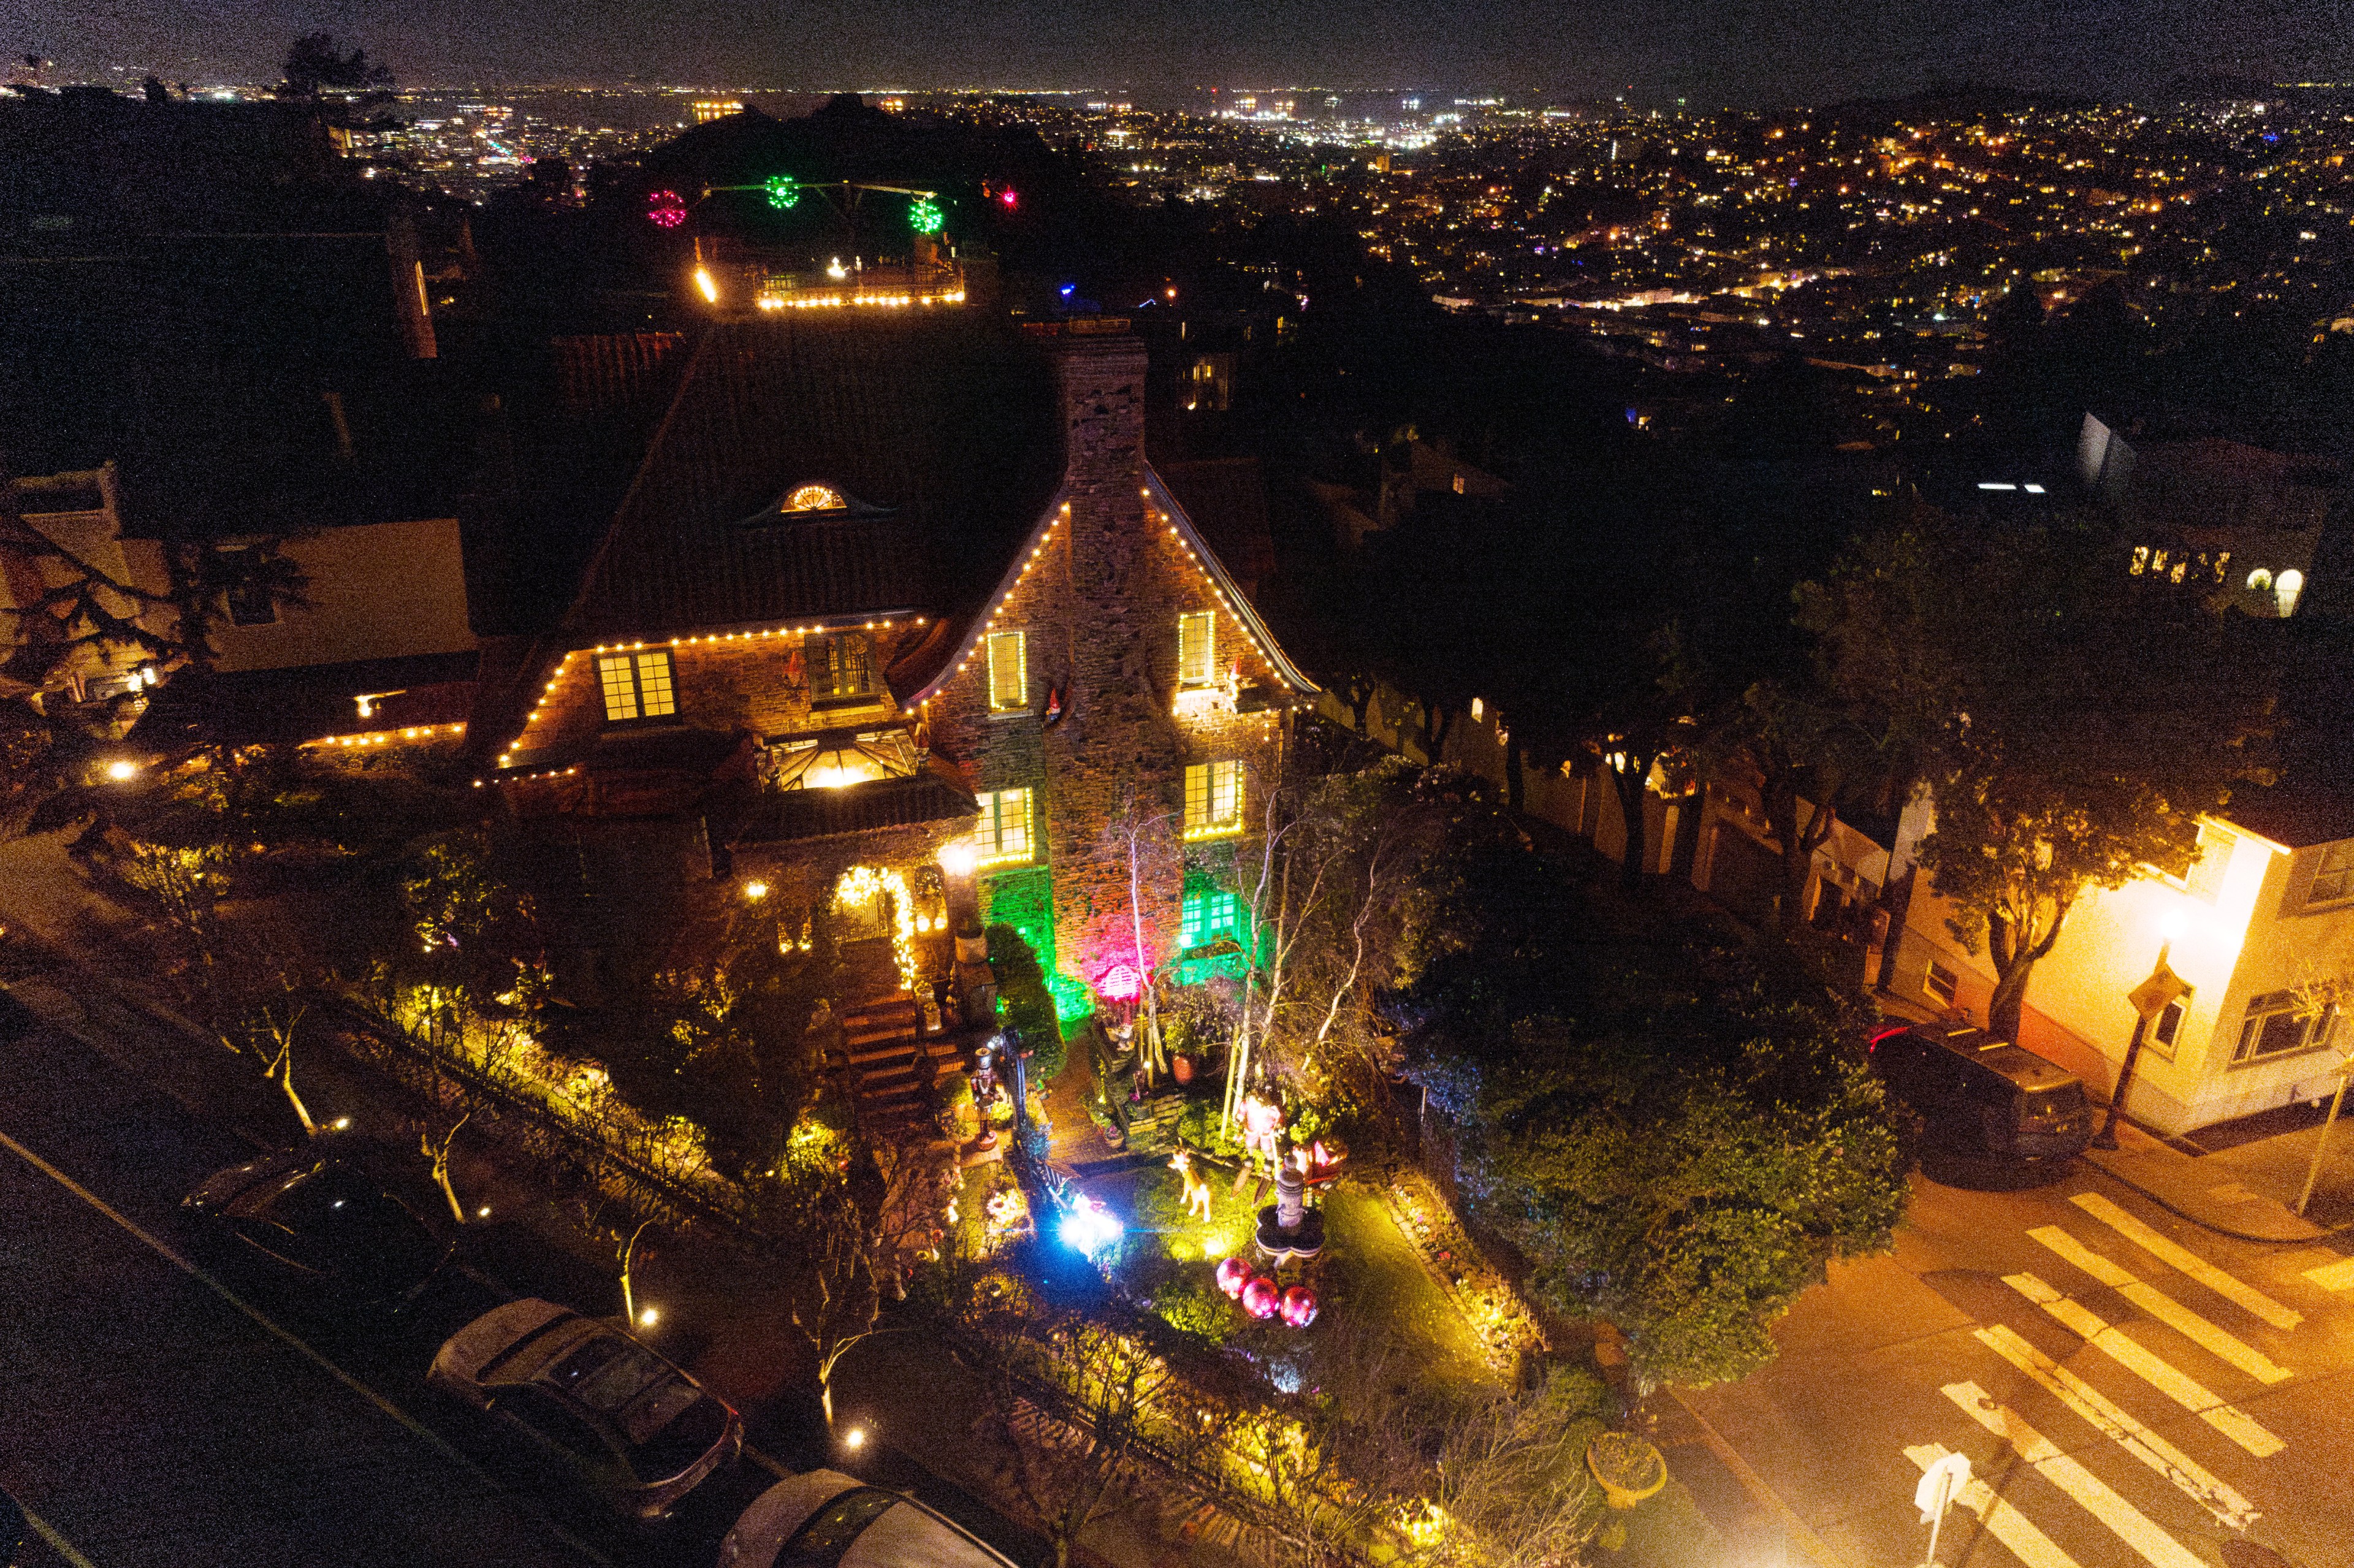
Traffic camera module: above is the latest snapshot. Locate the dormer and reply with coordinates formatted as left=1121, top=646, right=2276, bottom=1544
left=734, top=481, right=891, bottom=528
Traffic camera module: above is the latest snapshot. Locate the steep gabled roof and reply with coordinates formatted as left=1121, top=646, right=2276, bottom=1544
left=561, top=311, right=1063, bottom=643
left=902, top=463, right=1319, bottom=706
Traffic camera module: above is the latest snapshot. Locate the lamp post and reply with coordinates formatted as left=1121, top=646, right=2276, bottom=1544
left=2094, top=911, right=2189, bottom=1151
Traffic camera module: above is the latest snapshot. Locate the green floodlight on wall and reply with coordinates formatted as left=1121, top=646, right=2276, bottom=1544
left=764, top=173, right=801, bottom=210
left=910, top=195, right=944, bottom=234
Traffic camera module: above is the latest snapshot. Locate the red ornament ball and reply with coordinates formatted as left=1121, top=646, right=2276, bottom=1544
left=1279, top=1285, right=1318, bottom=1328
left=1241, top=1276, right=1279, bottom=1319
left=1215, top=1257, right=1251, bottom=1299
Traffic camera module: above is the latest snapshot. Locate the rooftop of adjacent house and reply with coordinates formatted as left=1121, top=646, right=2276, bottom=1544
left=2221, top=777, right=2354, bottom=851
left=132, top=650, right=478, bottom=748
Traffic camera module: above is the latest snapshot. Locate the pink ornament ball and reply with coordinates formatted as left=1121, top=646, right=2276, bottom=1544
left=1216, top=1257, right=1251, bottom=1299
left=1241, top=1276, right=1279, bottom=1319
left=1279, top=1285, right=1318, bottom=1328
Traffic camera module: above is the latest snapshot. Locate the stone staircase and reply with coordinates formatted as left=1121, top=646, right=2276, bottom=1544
left=839, top=993, right=962, bottom=1133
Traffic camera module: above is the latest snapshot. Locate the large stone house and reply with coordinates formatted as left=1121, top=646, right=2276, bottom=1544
left=471, top=310, right=1314, bottom=1029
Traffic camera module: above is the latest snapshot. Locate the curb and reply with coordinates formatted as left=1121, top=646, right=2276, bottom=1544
left=2080, top=1150, right=2354, bottom=1247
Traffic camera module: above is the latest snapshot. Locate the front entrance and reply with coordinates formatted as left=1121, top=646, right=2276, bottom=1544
left=832, top=864, right=918, bottom=997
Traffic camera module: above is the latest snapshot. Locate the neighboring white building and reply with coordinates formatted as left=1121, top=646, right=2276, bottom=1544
left=1886, top=787, right=2354, bottom=1136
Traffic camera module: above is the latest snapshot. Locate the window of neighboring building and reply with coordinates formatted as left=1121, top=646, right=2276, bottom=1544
left=1178, top=611, right=1217, bottom=688
left=987, top=631, right=1027, bottom=712
left=2149, top=992, right=2193, bottom=1060
left=1185, top=355, right=1232, bottom=413
left=598, top=650, right=677, bottom=722
left=1922, top=960, right=1959, bottom=1010
left=812, top=634, right=875, bottom=702
left=977, top=788, right=1034, bottom=864
left=2234, top=991, right=2334, bottom=1065
left=2309, top=841, right=2354, bottom=908
left=1184, top=759, right=1243, bottom=836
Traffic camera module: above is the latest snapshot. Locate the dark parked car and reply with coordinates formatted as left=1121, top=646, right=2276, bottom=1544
left=428, top=1298, right=742, bottom=1520
left=181, top=1149, right=452, bottom=1308
left=1870, top=1022, right=2095, bottom=1163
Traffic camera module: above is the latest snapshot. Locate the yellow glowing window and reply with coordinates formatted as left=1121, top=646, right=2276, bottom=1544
left=977, top=788, right=1034, bottom=862
left=987, top=631, right=1027, bottom=711
left=597, top=651, right=676, bottom=721
left=1177, top=611, right=1216, bottom=687
left=1184, top=760, right=1243, bottom=834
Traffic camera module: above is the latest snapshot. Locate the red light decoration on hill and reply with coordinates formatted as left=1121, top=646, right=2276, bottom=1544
left=1279, top=1284, right=1318, bottom=1328
left=1216, top=1256, right=1250, bottom=1298
left=647, top=189, right=687, bottom=229
left=999, top=188, right=1019, bottom=209
left=1241, top=1276, right=1279, bottom=1319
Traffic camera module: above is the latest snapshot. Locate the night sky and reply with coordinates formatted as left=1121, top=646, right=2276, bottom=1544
left=9, top=0, right=2347, bottom=104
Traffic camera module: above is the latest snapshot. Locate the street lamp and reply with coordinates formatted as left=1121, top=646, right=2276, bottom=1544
left=2094, top=910, right=2188, bottom=1150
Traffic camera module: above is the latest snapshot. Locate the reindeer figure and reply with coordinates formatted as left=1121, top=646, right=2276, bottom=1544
left=1170, top=1147, right=1214, bottom=1223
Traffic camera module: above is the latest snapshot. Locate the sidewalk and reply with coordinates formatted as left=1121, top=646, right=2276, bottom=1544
left=2083, top=1116, right=2352, bottom=1243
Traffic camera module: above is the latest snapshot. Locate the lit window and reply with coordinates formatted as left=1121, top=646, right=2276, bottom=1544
left=1178, top=611, right=1216, bottom=688
left=598, top=651, right=677, bottom=721
left=987, top=631, right=1027, bottom=711
left=2234, top=991, right=2334, bottom=1065
left=1181, top=886, right=1244, bottom=948
left=1922, top=960, right=1959, bottom=1010
left=782, top=484, right=845, bottom=513
left=2309, top=841, right=2354, bottom=907
left=1184, top=759, right=1243, bottom=835
left=976, top=788, right=1034, bottom=863
left=813, top=634, right=874, bottom=701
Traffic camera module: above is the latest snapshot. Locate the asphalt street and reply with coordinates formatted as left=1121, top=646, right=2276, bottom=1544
left=0, top=997, right=783, bottom=1568
left=1683, top=1160, right=2354, bottom=1568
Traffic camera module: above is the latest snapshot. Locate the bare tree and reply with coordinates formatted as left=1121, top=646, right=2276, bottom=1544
left=419, top=1109, right=472, bottom=1224
left=964, top=1308, right=1168, bottom=1568
left=230, top=991, right=319, bottom=1138
left=1095, top=782, right=1183, bottom=1082
left=775, top=1159, right=889, bottom=1428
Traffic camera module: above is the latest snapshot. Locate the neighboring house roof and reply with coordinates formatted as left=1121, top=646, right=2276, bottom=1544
left=2219, top=780, right=2354, bottom=851
left=132, top=650, right=478, bottom=747
left=559, top=313, right=1062, bottom=643
left=1156, top=457, right=1277, bottom=600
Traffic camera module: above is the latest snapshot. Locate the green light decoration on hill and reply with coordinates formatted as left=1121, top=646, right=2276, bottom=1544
left=910, top=195, right=944, bottom=234
left=764, top=173, right=800, bottom=210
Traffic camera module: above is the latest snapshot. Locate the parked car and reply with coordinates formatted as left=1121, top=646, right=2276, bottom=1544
left=428, top=1298, right=741, bottom=1519
left=180, top=1149, right=452, bottom=1308
left=1870, top=1022, right=2095, bottom=1163
left=718, top=1470, right=1021, bottom=1568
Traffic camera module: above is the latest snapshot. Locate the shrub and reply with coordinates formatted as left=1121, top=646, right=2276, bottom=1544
left=986, top=922, right=1068, bottom=1083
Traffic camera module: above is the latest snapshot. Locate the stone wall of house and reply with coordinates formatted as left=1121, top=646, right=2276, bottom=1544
left=922, top=331, right=1290, bottom=1003
left=492, top=623, right=933, bottom=771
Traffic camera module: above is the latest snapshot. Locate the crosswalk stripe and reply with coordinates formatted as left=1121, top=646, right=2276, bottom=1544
left=2303, top=1256, right=2354, bottom=1292
left=1905, top=1443, right=2084, bottom=1568
left=2030, top=1226, right=2293, bottom=1384
left=2004, top=1274, right=2284, bottom=1458
left=2070, top=1193, right=2302, bottom=1329
left=1943, top=1381, right=2208, bottom=1568
left=1975, top=1324, right=2259, bottom=1530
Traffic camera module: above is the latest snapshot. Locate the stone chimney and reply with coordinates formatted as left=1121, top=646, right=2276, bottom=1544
left=1049, top=326, right=1151, bottom=596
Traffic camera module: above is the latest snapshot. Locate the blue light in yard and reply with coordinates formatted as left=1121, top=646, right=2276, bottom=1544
left=1059, top=1195, right=1122, bottom=1256
left=1059, top=283, right=1076, bottom=298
